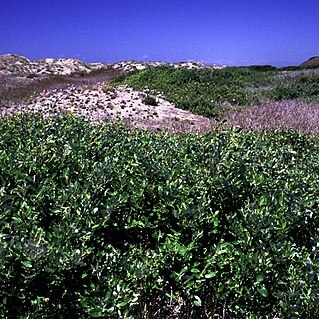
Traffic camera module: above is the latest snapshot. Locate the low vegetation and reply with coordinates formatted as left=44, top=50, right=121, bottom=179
left=1, top=114, right=319, bottom=318
left=0, top=67, right=123, bottom=106
left=1, top=60, right=319, bottom=318
left=267, top=72, right=319, bottom=102
left=114, top=65, right=319, bottom=117
left=224, top=100, right=319, bottom=135
left=113, top=66, right=270, bottom=116
left=142, top=95, right=158, bottom=106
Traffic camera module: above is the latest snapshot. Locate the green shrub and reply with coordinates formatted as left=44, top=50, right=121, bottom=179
left=142, top=95, right=158, bottom=106
left=113, top=66, right=319, bottom=118
left=247, top=65, right=277, bottom=72
left=113, top=66, right=274, bottom=117
left=0, top=114, right=319, bottom=318
left=279, top=66, right=302, bottom=71
left=267, top=73, right=319, bottom=101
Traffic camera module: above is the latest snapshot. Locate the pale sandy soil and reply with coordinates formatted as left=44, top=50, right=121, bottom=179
left=1, top=82, right=215, bottom=133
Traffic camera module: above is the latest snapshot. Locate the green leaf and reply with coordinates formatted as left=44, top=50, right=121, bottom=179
left=257, top=286, right=268, bottom=298
left=279, top=300, right=288, bottom=310
left=193, top=295, right=202, bottom=307
left=256, top=274, right=264, bottom=283
left=259, top=195, right=267, bottom=206
left=191, top=268, right=200, bottom=273
left=205, top=271, right=217, bottom=279
left=22, top=261, right=32, bottom=268
left=88, top=309, right=103, bottom=317
left=118, top=301, right=128, bottom=307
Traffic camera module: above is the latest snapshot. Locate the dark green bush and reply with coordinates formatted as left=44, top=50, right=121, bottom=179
left=142, top=95, right=158, bottom=106
left=279, top=66, right=302, bottom=71
left=247, top=65, right=277, bottom=72
left=0, top=114, right=318, bottom=318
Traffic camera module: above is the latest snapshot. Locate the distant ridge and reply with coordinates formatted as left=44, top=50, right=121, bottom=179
left=0, top=54, right=226, bottom=77
left=300, top=56, right=319, bottom=68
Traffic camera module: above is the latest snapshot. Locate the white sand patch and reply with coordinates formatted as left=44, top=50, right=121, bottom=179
left=1, top=83, right=214, bottom=132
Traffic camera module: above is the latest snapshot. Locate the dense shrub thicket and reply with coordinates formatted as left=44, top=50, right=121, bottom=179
left=0, top=114, right=319, bottom=318
left=114, top=66, right=319, bottom=117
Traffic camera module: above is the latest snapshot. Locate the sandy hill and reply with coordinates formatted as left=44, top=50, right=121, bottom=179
left=0, top=54, right=226, bottom=77
left=300, top=56, right=319, bottom=68
left=0, top=54, right=103, bottom=76
left=0, top=54, right=217, bottom=132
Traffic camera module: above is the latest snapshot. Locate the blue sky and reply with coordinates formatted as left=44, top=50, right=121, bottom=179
left=1, top=0, right=318, bottom=66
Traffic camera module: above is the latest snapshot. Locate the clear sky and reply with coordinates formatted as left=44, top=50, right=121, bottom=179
left=1, top=0, right=318, bottom=66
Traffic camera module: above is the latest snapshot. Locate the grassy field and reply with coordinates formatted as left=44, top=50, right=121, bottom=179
left=1, top=64, right=319, bottom=318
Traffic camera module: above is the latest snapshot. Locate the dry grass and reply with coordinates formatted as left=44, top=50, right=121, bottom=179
left=0, top=75, right=72, bottom=105
left=123, top=112, right=217, bottom=134
left=224, top=100, right=319, bottom=135
left=0, top=68, right=124, bottom=106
